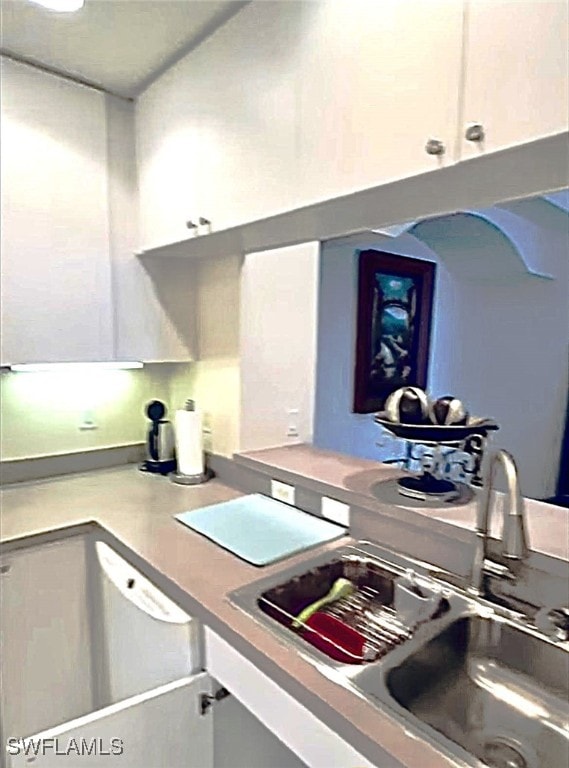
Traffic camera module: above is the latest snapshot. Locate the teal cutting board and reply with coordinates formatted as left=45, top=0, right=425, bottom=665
left=175, top=494, right=346, bottom=566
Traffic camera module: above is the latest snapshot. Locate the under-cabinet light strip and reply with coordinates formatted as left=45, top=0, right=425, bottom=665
left=30, top=0, right=84, bottom=13
left=8, top=362, right=144, bottom=372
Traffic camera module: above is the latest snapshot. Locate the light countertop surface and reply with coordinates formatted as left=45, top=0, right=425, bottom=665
left=1, top=453, right=567, bottom=768
left=237, top=444, right=569, bottom=562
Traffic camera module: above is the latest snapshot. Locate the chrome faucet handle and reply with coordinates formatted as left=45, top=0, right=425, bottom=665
left=482, top=559, right=516, bottom=581
left=467, top=558, right=516, bottom=598
left=536, top=607, right=569, bottom=641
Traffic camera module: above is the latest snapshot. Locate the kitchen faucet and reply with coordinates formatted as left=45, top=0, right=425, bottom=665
left=470, top=449, right=529, bottom=596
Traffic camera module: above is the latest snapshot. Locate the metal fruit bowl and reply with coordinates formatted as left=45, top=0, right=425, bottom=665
left=374, top=413, right=499, bottom=444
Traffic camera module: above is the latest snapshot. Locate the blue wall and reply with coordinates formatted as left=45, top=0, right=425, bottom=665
left=313, top=199, right=569, bottom=499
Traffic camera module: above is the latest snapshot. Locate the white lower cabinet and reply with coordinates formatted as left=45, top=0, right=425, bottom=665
left=2, top=534, right=376, bottom=767
left=7, top=675, right=213, bottom=768
left=1, top=536, right=311, bottom=768
left=6, top=673, right=310, bottom=768
left=205, top=627, right=378, bottom=768
left=0, top=537, right=93, bottom=743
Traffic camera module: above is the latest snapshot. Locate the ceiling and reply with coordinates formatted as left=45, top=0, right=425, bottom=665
left=0, top=0, right=249, bottom=98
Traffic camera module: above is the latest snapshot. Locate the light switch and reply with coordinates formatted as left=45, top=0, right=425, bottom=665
left=271, top=479, right=295, bottom=506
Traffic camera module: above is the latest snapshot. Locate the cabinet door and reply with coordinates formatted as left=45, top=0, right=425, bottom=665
left=94, top=540, right=200, bottom=705
left=0, top=58, right=113, bottom=365
left=461, top=0, right=569, bottom=158
left=298, top=0, right=464, bottom=206
left=136, top=67, right=202, bottom=252
left=194, top=1, right=301, bottom=233
left=136, top=1, right=301, bottom=247
left=214, top=694, right=306, bottom=768
left=0, top=537, right=93, bottom=740
left=205, top=627, right=378, bottom=768
left=6, top=675, right=213, bottom=768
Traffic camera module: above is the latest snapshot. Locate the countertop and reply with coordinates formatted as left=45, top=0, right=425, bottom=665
left=237, top=444, right=569, bottom=563
left=1, top=456, right=567, bottom=768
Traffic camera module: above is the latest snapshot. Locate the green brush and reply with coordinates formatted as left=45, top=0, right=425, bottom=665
left=292, top=577, right=355, bottom=629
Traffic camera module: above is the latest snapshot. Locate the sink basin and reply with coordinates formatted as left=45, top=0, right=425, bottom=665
left=257, top=552, right=407, bottom=663
left=229, top=542, right=569, bottom=768
left=383, top=616, right=569, bottom=768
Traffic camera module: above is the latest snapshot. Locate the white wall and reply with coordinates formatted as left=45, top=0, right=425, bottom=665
left=240, top=243, right=319, bottom=452
left=0, top=365, right=176, bottom=460
left=169, top=253, right=242, bottom=458
left=314, top=198, right=569, bottom=500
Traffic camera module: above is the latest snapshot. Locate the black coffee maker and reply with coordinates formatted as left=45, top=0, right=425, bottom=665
left=139, top=400, right=176, bottom=475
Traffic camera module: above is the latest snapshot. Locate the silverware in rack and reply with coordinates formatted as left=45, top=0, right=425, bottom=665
left=320, top=586, right=412, bottom=660
left=256, top=551, right=429, bottom=665
left=258, top=582, right=413, bottom=664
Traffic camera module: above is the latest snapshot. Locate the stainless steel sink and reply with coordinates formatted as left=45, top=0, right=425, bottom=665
left=229, top=542, right=569, bottom=768
left=377, top=616, right=569, bottom=768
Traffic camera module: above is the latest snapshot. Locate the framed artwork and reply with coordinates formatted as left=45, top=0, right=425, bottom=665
left=353, top=249, right=436, bottom=414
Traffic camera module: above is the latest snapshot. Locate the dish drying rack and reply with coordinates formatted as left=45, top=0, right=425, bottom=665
left=257, top=554, right=443, bottom=665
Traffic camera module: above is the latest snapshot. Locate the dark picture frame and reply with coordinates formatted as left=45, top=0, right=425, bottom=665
left=353, top=250, right=436, bottom=414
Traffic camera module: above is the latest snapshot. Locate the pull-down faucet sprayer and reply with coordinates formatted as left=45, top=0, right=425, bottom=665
left=470, top=449, right=529, bottom=596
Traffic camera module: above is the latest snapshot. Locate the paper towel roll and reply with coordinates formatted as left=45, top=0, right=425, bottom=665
left=175, top=409, right=204, bottom=476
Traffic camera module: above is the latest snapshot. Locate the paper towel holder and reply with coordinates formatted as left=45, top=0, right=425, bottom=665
left=170, top=466, right=214, bottom=486
left=170, top=398, right=214, bottom=486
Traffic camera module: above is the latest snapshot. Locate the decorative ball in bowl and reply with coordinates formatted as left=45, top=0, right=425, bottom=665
left=428, top=395, right=469, bottom=426
left=376, top=388, right=498, bottom=443
left=384, top=386, right=430, bottom=425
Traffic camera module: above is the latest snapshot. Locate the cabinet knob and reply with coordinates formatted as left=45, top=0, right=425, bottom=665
left=198, top=217, right=212, bottom=235
left=425, top=138, right=445, bottom=156
left=465, top=123, right=485, bottom=142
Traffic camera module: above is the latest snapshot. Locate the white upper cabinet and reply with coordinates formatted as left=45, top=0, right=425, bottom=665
left=0, top=58, right=113, bottom=365
left=107, top=96, right=197, bottom=363
left=137, top=0, right=463, bottom=250
left=136, top=62, right=203, bottom=252
left=195, top=1, right=301, bottom=235
left=136, top=1, right=301, bottom=250
left=0, top=59, right=196, bottom=365
left=298, top=0, right=464, bottom=205
left=137, top=0, right=569, bottom=250
left=460, top=0, right=569, bottom=157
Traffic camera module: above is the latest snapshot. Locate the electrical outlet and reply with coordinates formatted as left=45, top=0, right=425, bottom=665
left=271, top=479, right=295, bottom=506
left=286, top=408, right=300, bottom=439
left=79, top=410, right=97, bottom=431
left=321, top=496, right=350, bottom=527
left=79, top=421, right=98, bottom=431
